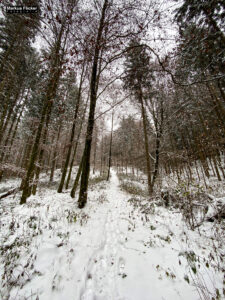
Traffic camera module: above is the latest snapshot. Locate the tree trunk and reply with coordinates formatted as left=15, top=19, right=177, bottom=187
left=78, top=0, right=108, bottom=208
left=50, top=121, right=62, bottom=182
left=58, top=63, right=85, bottom=192
left=212, top=156, right=221, bottom=181
left=70, top=153, right=84, bottom=198
left=31, top=103, right=53, bottom=195
left=0, top=90, right=12, bottom=146
left=0, top=89, right=22, bottom=145
left=20, top=21, right=65, bottom=204
left=20, top=101, right=49, bottom=203
left=100, top=135, right=103, bottom=176
left=65, top=97, right=87, bottom=189
left=93, top=129, right=97, bottom=175
left=139, top=89, right=153, bottom=195
left=107, top=111, right=114, bottom=181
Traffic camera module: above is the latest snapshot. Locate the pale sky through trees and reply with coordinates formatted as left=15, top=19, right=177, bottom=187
left=29, top=0, right=180, bottom=132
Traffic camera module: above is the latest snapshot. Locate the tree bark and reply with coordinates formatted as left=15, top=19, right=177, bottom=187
left=107, top=111, right=114, bottom=181
left=58, top=63, right=85, bottom=192
left=70, top=153, right=84, bottom=198
left=65, top=96, right=88, bottom=189
left=78, top=0, right=108, bottom=208
left=50, top=121, right=62, bottom=182
left=31, top=102, right=53, bottom=195
left=139, top=89, right=153, bottom=195
left=20, top=21, right=65, bottom=204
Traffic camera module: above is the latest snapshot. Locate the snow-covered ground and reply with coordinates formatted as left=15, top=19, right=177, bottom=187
left=0, top=170, right=224, bottom=299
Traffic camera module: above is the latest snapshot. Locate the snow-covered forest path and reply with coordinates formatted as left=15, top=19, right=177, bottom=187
left=78, top=170, right=200, bottom=300
left=80, top=170, right=127, bottom=300
left=78, top=170, right=224, bottom=300
left=0, top=169, right=224, bottom=300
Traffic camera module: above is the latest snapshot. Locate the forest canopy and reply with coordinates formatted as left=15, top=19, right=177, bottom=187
left=0, top=0, right=224, bottom=205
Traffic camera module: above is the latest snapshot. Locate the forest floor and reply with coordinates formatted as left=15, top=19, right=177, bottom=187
left=0, top=169, right=224, bottom=300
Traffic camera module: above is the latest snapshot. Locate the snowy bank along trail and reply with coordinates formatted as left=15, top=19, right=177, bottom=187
left=0, top=169, right=224, bottom=300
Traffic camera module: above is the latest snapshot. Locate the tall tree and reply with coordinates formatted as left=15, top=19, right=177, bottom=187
left=57, top=62, right=86, bottom=193
left=20, top=0, right=78, bottom=204
left=107, top=110, right=114, bottom=181
left=76, top=0, right=157, bottom=207
left=0, top=0, right=41, bottom=147
left=123, top=39, right=155, bottom=195
left=77, top=0, right=109, bottom=208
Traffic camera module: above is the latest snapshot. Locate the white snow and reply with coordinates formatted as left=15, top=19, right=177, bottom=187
left=0, top=170, right=224, bottom=300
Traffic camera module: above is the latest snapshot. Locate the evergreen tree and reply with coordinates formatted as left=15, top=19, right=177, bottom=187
left=123, top=39, right=155, bottom=195
left=0, top=0, right=41, bottom=150
left=175, top=0, right=225, bottom=82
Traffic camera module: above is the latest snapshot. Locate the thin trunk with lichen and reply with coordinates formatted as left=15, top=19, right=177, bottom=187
left=139, top=89, right=153, bottom=195
left=70, top=153, right=84, bottom=198
left=31, top=102, right=53, bottom=195
left=65, top=97, right=88, bottom=189
left=107, top=112, right=114, bottom=181
left=50, top=121, right=62, bottom=182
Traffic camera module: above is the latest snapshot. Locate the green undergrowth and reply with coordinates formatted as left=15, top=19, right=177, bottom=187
left=118, top=172, right=148, bottom=197
left=117, top=172, right=142, bottom=182
left=89, top=175, right=107, bottom=186
left=119, top=180, right=148, bottom=197
left=39, top=180, right=58, bottom=189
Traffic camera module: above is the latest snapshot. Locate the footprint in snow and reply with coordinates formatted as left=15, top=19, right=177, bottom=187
left=118, top=257, right=125, bottom=275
